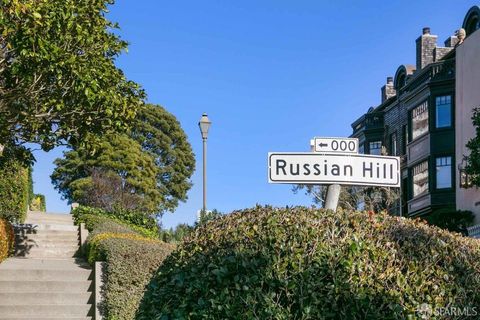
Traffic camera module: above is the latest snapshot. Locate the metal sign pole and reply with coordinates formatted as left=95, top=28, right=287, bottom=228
left=324, top=184, right=341, bottom=211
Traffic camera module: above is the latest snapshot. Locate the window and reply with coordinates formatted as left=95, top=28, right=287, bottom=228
left=436, top=156, right=452, bottom=189
left=369, top=141, right=382, bottom=155
left=412, top=101, right=429, bottom=140
left=413, top=160, right=429, bottom=197
left=435, top=95, right=452, bottom=128
left=390, top=132, right=397, bottom=156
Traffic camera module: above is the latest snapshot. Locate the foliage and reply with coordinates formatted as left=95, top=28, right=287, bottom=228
left=0, top=0, right=144, bottom=154
left=465, top=107, right=480, bottom=186
left=196, top=209, right=223, bottom=227
left=51, top=104, right=195, bottom=215
left=425, top=208, right=475, bottom=234
left=158, top=223, right=193, bottom=243
left=138, top=206, right=480, bottom=320
left=81, top=207, right=174, bottom=319
left=29, top=194, right=46, bottom=212
left=0, top=159, right=29, bottom=223
left=52, top=135, right=161, bottom=213
left=90, top=237, right=174, bottom=320
left=131, top=104, right=195, bottom=212
left=293, top=185, right=400, bottom=213
left=72, top=206, right=159, bottom=239
left=158, top=209, right=223, bottom=243
left=0, top=218, right=14, bottom=263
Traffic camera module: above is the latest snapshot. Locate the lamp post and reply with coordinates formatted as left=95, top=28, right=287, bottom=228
left=198, top=113, right=211, bottom=212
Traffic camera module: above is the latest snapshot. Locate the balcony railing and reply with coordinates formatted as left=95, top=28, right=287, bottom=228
left=401, top=59, right=455, bottom=95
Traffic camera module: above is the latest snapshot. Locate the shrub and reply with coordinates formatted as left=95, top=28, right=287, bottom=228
left=426, top=208, right=475, bottom=234
left=72, top=207, right=159, bottom=239
left=72, top=206, right=158, bottom=234
left=0, top=218, right=14, bottom=263
left=0, top=160, right=29, bottom=223
left=29, top=194, right=46, bottom=212
left=137, top=206, right=480, bottom=320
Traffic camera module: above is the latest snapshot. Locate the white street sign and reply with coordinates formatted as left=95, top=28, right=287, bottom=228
left=268, top=152, right=400, bottom=187
left=314, top=137, right=359, bottom=154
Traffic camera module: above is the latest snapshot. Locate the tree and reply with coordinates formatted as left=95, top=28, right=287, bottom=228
left=51, top=104, right=195, bottom=214
left=0, top=0, right=144, bottom=154
left=293, top=184, right=400, bottom=213
left=51, top=134, right=161, bottom=213
left=425, top=208, right=475, bottom=234
left=131, top=104, right=195, bottom=211
left=465, top=107, right=480, bottom=185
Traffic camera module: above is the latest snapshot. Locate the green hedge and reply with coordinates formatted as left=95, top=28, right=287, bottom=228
left=80, top=212, right=174, bottom=319
left=72, top=206, right=159, bottom=238
left=72, top=206, right=159, bottom=236
left=0, top=218, right=14, bottom=263
left=137, top=206, right=480, bottom=320
left=89, top=237, right=174, bottom=319
left=0, top=160, right=30, bottom=223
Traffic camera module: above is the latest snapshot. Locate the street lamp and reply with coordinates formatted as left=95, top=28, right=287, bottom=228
left=198, top=113, right=211, bottom=212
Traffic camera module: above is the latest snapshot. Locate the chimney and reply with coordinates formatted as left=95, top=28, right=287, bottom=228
left=381, top=77, right=396, bottom=103
left=416, top=27, right=438, bottom=70
left=444, top=35, right=459, bottom=48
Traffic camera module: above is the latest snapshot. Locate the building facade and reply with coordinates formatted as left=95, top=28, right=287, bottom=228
left=350, top=6, right=480, bottom=222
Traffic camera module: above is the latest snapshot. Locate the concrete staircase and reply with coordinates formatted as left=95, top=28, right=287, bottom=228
left=0, top=211, right=95, bottom=319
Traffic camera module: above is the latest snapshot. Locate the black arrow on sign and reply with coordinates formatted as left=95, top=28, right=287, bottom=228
left=318, top=143, right=328, bottom=148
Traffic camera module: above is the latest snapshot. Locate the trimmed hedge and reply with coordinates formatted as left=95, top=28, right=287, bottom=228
left=0, top=218, right=14, bottom=263
left=92, top=237, right=174, bottom=319
left=80, top=212, right=174, bottom=319
left=0, top=160, right=29, bottom=223
left=137, top=207, right=480, bottom=320
left=72, top=206, right=159, bottom=238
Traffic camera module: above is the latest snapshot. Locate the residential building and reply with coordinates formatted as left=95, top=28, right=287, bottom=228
left=350, top=6, right=480, bottom=224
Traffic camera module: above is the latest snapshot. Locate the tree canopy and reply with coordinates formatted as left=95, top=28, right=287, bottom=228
left=0, top=0, right=144, bottom=153
left=51, top=104, right=195, bottom=215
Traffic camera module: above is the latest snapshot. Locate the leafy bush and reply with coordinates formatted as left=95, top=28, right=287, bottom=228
left=93, top=237, right=174, bottom=319
left=72, top=205, right=158, bottom=233
left=0, top=160, right=29, bottom=223
left=426, top=208, right=475, bottom=234
left=137, top=206, right=480, bottom=320
left=0, top=218, right=14, bottom=263
left=82, top=212, right=175, bottom=319
left=29, top=194, right=46, bottom=212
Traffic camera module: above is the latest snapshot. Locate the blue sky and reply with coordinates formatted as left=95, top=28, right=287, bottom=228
left=31, top=0, right=477, bottom=228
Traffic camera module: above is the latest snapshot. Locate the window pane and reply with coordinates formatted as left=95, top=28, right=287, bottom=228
left=436, top=96, right=452, bottom=128
left=412, top=101, right=429, bottom=140
left=436, top=156, right=452, bottom=188
left=369, top=141, right=382, bottom=155
left=413, top=161, right=429, bottom=197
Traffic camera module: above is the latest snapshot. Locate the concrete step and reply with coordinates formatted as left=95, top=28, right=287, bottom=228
left=14, top=247, right=79, bottom=258
left=15, top=241, right=79, bottom=249
left=0, top=269, right=91, bottom=281
left=15, top=228, right=79, bottom=236
left=17, top=224, right=78, bottom=232
left=0, top=280, right=93, bottom=293
left=0, top=305, right=93, bottom=318
left=16, top=239, right=79, bottom=247
left=0, top=292, right=93, bottom=305
left=0, top=258, right=90, bottom=269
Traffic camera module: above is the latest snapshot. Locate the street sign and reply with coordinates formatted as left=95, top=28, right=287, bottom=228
left=268, top=152, right=400, bottom=187
left=314, top=137, right=359, bottom=154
